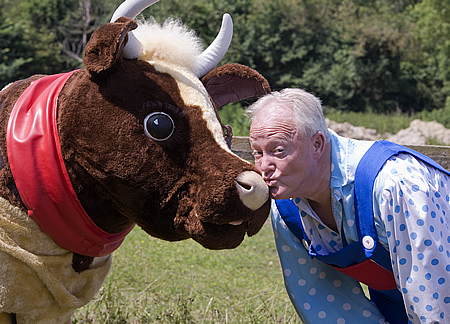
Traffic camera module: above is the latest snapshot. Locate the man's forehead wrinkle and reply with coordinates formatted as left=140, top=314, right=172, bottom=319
left=250, top=129, right=298, bottom=150
left=250, top=119, right=297, bottom=141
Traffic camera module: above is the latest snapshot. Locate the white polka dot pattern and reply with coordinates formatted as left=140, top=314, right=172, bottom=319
left=270, top=130, right=450, bottom=323
left=374, top=154, right=450, bottom=323
left=271, top=200, right=388, bottom=324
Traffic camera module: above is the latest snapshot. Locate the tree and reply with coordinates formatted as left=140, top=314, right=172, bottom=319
left=57, top=0, right=105, bottom=64
left=0, top=0, right=106, bottom=88
left=230, top=0, right=337, bottom=90
left=2, top=0, right=449, bottom=116
left=0, top=1, right=67, bottom=88
left=299, top=1, right=424, bottom=113
left=411, top=0, right=450, bottom=110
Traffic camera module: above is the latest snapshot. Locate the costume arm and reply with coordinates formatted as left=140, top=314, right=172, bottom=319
left=271, top=200, right=388, bottom=324
left=376, top=165, right=450, bottom=323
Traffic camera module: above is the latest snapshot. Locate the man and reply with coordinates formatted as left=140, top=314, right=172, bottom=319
left=248, top=88, right=450, bottom=324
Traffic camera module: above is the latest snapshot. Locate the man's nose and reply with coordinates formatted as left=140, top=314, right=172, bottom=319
left=257, top=155, right=274, bottom=179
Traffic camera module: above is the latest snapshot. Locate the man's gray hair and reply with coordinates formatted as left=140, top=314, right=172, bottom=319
left=247, top=88, right=331, bottom=143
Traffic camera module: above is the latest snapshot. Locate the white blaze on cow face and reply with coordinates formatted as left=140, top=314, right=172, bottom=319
left=152, top=61, right=232, bottom=153
left=133, top=19, right=243, bottom=158
left=145, top=61, right=269, bottom=212
left=132, top=18, right=269, bottom=212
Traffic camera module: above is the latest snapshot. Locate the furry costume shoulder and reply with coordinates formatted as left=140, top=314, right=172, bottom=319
left=0, top=196, right=111, bottom=323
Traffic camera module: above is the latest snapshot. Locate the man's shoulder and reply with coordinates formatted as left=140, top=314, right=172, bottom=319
left=374, top=152, right=436, bottom=195
left=330, top=130, right=375, bottom=185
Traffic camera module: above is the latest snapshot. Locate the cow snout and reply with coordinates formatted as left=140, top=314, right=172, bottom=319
left=236, top=171, right=269, bottom=210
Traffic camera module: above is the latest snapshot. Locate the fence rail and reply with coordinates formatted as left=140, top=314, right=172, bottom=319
left=231, top=136, right=450, bottom=171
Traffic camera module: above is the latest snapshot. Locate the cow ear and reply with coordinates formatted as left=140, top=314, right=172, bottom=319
left=201, top=63, right=271, bottom=109
left=84, top=17, right=138, bottom=79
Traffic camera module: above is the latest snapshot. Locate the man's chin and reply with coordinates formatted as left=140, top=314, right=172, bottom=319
left=269, top=186, right=288, bottom=200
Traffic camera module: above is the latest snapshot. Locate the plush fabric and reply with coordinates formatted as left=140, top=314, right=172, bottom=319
left=0, top=197, right=111, bottom=323
left=0, top=13, right=271, bottom=323
left=202, top=63, right=271, bottom=109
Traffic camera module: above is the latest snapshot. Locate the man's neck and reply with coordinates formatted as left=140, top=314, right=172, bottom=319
left=308, top=195, right=337, bottom=232
left=308, top=142, right=337, bottom=232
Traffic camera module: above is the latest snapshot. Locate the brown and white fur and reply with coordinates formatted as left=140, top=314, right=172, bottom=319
left=0, top=0, right=271, bottom=322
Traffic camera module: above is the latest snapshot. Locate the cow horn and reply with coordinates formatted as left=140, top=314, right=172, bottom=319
left=110, top=0, right=160, bottom=59
left=110, top=0, right=233, bottom=72
left=193, top=13, right=233, bottom=78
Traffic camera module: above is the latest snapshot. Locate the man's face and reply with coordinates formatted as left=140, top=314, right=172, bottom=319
left=249, top=104, right=317, bottom=200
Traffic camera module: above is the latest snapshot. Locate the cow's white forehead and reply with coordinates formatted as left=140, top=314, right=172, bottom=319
left=134, top=19, right=250, bottom=163
left=150, top=61, right=231, bottom=153
left=134, top=18, right=203, bottom=75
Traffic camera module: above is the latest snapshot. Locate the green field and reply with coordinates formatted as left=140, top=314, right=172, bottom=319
left=72, top=220, right=301, bottom=323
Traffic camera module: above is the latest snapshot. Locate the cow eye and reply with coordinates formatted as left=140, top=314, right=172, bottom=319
left=144, top=112, right=175, bottom=141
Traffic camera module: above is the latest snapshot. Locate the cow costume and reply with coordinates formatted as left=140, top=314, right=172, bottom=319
left=0, top=0, right=272, bottom=322
left=272, top=130, right=450, bottom=323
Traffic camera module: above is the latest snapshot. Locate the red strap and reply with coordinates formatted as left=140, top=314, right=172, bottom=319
left=331, top=259, right=398, bottom=290
left=7, top=72, right=134, bottom=257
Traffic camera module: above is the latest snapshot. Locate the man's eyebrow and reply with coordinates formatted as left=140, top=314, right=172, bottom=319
left=268, top=133, right=296, bottom=142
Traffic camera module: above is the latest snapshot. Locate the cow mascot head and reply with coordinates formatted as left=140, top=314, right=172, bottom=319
left=0, top=0, right=271, bottom=322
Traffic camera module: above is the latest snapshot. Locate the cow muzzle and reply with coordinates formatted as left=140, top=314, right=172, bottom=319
left=236, top=171, right=269, bottom=210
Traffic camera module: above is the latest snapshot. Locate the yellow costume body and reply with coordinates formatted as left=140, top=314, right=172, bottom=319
left=0, top=198, right=111, bottom=323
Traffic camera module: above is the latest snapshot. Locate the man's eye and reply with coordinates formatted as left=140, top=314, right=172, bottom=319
left=252, top=151, right=263, bottom=157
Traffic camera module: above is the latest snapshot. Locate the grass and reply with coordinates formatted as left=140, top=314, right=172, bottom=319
left=72, top=220, right=301, bottom=323
left=220, top=104, right=450, bottom=142
left=324, top=110, right=450, bottom=145
left=324, top=110, right=414, bottom=136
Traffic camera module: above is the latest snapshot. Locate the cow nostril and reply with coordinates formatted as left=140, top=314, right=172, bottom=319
left=236, top=171, right=269, bottom=210
left=237, top=180, right=252, bottom=191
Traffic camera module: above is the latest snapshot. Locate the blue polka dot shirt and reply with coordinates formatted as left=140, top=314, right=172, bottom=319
left=272, top=130, right=450, bottom=323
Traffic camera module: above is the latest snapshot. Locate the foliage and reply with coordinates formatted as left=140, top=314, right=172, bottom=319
left=1, top=0, right=450, bottom=115
left=411, top=0, right=450, bottom=110
left=143, top=0, right=450, bottom=115
left=232, top=0, right=429, bottom=114
left=0, top=1, right=67, bottom=87
left=0, top=0, right=106, bottom=88
left=416, top=105, right=450, bottom=128
left=218, top=103, right=252, bottom=137
left=324, top=110, right=414, bottom=136
left=307, top=2, right=421, bottom=113
left=221, top=104, right=450, bottom=140
left=324, top=107, right=450, bottom=146
left=72, top=223, right=300, bottom=323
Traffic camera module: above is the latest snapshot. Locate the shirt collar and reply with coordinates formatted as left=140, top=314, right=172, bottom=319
left=329, top=129, right=375, bottom=190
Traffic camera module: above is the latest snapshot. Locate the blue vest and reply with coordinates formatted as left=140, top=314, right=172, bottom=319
left=276, top=140, right=450, bottom=324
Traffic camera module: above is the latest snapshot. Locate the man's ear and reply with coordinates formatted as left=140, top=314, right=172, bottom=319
left=312, top=132, right=326, bottom=158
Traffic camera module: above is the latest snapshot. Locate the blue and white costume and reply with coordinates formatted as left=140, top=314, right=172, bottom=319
left=272, top=130, right=450, bottom=323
